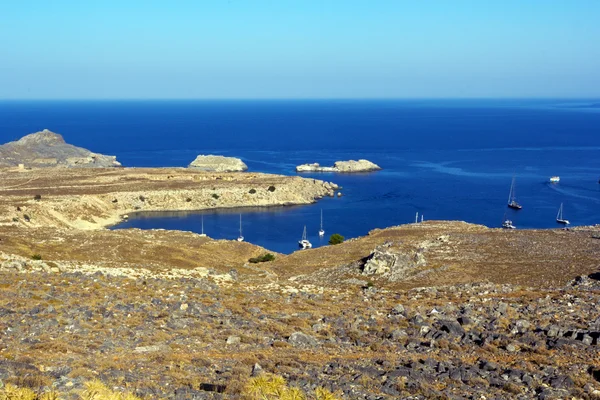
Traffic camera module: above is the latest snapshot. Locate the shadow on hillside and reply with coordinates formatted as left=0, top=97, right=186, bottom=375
left=589, top=272, right=600, bottom=281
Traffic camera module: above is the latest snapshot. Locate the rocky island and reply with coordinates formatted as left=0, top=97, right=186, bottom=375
left=296, top=159, right=381, bottom=173
left=188, top=154, right=248, bottom=172
left=0, top=129, right=121, bottom=168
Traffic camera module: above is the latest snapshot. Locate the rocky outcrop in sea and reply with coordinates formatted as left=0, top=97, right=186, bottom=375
left=188, top=155, right=248, bottom=172
left=296, top=159, right=381, bottom=173
left=0, top=129, right=121, bottom=168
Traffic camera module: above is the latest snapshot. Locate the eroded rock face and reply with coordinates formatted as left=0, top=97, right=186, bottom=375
left=361, top=243, right=427, bottom=281
left=188, top=155, right=248, bottom=172
left=296, top=159, right=381, bottom=173
left=0, top=129, right=121, bottom=168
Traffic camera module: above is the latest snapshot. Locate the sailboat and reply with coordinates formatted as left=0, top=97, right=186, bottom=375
left=507, top=177, right=522, bottom=210
left=299, top=225, right=312, bottom=249
left=199, top=215, right=207, bottom=237
left=318, top=209, right=325, bottom=237
left=237, top=214, right=244, bottom=242
left=501, top=213, right=516, bottom=229
left=556, top=203, right=570, bottom=225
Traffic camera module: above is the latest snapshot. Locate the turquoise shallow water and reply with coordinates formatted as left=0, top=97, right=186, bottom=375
left=1, top=99, right=599, bottom=253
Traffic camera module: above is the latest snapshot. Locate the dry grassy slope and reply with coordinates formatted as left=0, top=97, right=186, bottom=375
left=275, top=221, right=600, bottom=289
left=1, top=220, right=598, bottom=289
left=0, top=167, right=336, bottom=230
left=0, top=226, right=277, bottom=281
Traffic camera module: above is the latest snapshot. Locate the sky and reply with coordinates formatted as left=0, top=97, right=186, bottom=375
left=1, top=1, right=599, bottom=99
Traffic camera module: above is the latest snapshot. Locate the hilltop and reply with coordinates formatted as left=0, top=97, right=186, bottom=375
left=0, top=129, right=121, bottom=168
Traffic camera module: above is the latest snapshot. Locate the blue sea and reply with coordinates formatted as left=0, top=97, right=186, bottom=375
left=1, top=99, right=599, bottom=253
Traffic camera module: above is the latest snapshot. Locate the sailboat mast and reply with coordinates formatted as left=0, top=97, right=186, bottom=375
left=557, top=203, right=563, bottom=220
left=201, top=215, right=204, bottom=235
left=320, top=209, right=323, bottom=230
left=239, top=214, right=242, bottom=236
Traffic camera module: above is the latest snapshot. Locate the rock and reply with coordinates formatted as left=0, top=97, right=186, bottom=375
left=188, top=155, right=248, bottom=172
left=361, top=246, right=425, bottom=280
left=0, top=129, right=121, bottom=168
left=296, top=159, right=381, bottom=173
left=581, top=333, right=594, bottom=345
left=506, top=343, right=518, bottom=352
left=439, top=320, right=465, bottom=337
left=251, top=363, right=264, bottom=377
left=391, top=304, right=405, bottom=315
left=288, top=332, right=319, bottom=347
left=390, top=329, right=408, bottom=341
left=514, top=319, right=531, bottom=333
left=226, top=335, right=241, bottom=345
left=134, top=345, right=167, bottom=353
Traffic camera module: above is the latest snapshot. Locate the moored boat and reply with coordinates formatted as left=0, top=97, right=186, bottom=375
left=507, top=177, right=522, bottom=210
left=299, top=225, right=312, bottom=249
left=556, top=203, right=570, bottom=225
left=237, top=214, right=244, bottom=242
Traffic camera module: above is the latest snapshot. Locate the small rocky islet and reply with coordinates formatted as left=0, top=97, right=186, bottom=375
left=1, top=129, right=600, bottom=399
left=296, top=159, right=382, bottom=173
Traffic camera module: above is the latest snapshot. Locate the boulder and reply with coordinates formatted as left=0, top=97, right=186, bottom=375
left=296, top=159, right=381, bottom=173
left=0, top=129, right=121, bottom=168
left=288, top=332, right=318, bottom=347
left=188, top=155, right=248, bottom=172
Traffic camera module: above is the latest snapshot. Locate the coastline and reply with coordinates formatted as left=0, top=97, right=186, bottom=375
left=0, top=167, right=338, bottom=230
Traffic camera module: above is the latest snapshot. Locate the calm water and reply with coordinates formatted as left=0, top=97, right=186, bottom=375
left=1, top=99, right=599, bottom=253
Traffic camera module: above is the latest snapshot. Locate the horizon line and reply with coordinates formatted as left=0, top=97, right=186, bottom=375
left=1, top=96, right=599, bottom=102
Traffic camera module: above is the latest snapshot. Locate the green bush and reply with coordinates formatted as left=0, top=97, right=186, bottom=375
left=212, top=193, right=220, bottom=199
left=249, top=188, right=257, bottom=194
left=31, top=254, right=42, bottom=260
left=34, top=194, right=42, bottom=201
left=249, top=253, right=275, bottom=263
left=329, top=233, right=344, bottom=245
left=268, top=186, right=276, bottom=192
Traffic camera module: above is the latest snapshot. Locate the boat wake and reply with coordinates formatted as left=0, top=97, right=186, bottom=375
left=546, top=183, right=600, bottom=203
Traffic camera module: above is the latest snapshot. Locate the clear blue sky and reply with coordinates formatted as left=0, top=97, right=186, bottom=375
left=1, top=1, right=599, bottom=99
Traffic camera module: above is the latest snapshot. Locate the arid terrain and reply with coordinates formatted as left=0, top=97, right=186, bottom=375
left=1, top=167, right=600, bottom=399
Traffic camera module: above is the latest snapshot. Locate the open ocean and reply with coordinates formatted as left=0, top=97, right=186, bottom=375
left=1, top=99, right=599, bottom=253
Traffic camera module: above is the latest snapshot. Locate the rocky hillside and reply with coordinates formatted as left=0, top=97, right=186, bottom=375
left=0, top=129, right=121, bottom=168
left=0, top=268, right=599, bottom=399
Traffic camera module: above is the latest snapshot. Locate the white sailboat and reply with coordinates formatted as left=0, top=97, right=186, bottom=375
left=556, top=203, right=570, bottom=225
left=502, top=219, right=516, bottom=229
left=502, top=212, right=516, bottom=229
left=199, top=215, right=207, bottom=237
left=299, top=225, right=312, bottom=249
left=507, top=177, right=522, bottom=210
left=318, top=209, right=325, bottom=237
left=237, top=214, right=244, bottom=242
